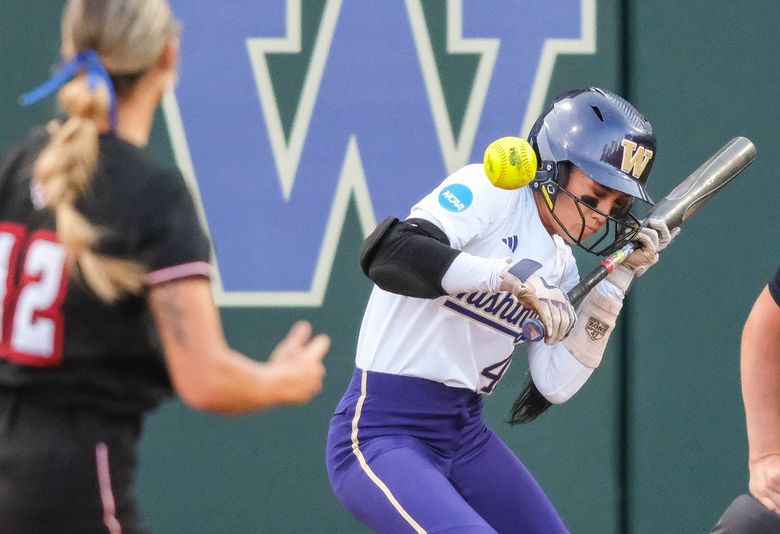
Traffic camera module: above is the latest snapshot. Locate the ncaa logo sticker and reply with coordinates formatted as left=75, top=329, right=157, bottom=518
left=439, top=184, right=473, bottom=212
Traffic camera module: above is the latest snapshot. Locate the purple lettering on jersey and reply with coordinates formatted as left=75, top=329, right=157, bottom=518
left=466, top=292, right=493, bottom=307
left=476, top=292, right=501, bottom=311
left=508, top=306, right=535, bottom=327
left=480, top=355, right=513, bottom=394
left=444, top=289, right=539, bottom=343
left=499, top=300, right=525, bottom=321
left=484, top=292, right=515, bottom=316
left=443, top=299, right=522, bottom=341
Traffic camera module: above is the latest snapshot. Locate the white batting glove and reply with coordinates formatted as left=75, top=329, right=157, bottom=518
left=563, top=285, right=623, bottom=368
left=499, top=259, right=576, bottom=345
left=622, top=217, right=680, bottom=277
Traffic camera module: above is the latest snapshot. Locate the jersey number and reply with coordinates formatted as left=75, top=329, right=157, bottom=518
left=0, top=224, right=68, bottom=366
left=480, top=355, right=512, bottom=394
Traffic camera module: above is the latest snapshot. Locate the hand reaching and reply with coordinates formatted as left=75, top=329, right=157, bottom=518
left=268, top=321, right=330, bottom=404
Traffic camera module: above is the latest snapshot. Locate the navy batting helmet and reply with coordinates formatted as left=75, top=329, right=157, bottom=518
left=527, top=87, right=656, bottom=255
left=529, top=87, right=656, bottom=204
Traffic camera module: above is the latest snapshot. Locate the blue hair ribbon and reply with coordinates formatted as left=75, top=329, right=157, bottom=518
left=20, top=49, right=118, bottom=130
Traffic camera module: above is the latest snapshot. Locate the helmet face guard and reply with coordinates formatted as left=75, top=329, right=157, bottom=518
left=531, top=162, right=642, bottom=255
left=528, top=87, right=656, bottom=256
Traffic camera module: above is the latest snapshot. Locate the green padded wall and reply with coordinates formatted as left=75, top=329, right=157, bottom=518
left=625, top=1, right=780, bottom=532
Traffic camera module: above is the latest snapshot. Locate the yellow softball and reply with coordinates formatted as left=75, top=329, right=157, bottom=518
left=482, top=136, right=538, bottom=190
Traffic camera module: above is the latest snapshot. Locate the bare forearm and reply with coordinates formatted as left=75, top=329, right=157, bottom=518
left=185, top=348, right=324, bottom=414
left=743, top=340, right=780, bottom=462
left=168, top=349, right=276, bottom=414
left=741, top=287, right=780, bottom=464
left=149, top=278, right=327, bottom=415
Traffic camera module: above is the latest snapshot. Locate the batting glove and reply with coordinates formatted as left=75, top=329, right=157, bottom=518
left=622, top=217, right=680, bottom=277
left=499, top=259, right=576, bottom=345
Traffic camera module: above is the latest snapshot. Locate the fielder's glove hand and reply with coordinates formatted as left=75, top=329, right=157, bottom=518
left=499, top=259, right=575, bottom=345
left=622, top=217, right=680, bottom=277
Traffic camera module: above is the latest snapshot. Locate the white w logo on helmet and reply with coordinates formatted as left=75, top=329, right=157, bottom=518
left=620, top=139, right=654, bottom=178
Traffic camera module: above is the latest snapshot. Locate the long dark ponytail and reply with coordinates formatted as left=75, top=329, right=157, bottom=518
left=510, top=379, right=552, bottom=424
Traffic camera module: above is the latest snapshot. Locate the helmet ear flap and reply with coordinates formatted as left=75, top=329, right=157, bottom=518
left=531, top=162, right=569, bottom=209
left=531, top=163, right=558, bottom=209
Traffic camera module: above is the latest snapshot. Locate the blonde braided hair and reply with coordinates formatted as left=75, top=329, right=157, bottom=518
left=33, top=0, right=179, bottom=302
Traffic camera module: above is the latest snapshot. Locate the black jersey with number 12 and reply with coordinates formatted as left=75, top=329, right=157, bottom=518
left=0, top=130, right=211, bottom=415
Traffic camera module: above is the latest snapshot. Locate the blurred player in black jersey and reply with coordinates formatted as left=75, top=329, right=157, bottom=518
left=0, top=1, right=330, bottom=533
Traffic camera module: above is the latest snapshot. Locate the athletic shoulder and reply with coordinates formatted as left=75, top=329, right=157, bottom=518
left=411, top=163, right=525, bottom=248
left=88, top=135, right=211, bottom=273
left=436, top=163, right=520, bottom=213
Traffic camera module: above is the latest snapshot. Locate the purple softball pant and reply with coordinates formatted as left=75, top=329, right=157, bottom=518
left=326, top=369, right=569, bottom=533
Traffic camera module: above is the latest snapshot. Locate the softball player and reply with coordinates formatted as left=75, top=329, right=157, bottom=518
left=326, top=88, right=677, bottom=533
left=0, top=1, right=328, bottom=533
left=711, top=265, right=780, bottom=533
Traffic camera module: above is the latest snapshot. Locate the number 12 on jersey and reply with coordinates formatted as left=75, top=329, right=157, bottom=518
left=0, top=223, right=68, bottom=366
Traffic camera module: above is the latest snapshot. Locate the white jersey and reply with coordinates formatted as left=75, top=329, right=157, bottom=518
left=355, top=164, right=580, bottom=394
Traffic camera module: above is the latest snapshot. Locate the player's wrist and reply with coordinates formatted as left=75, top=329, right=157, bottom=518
left=749, top=451, right=780, bottom=469
left=604, top=264, right=635, bottom=294
left=258, top=360, right=300, bottom=406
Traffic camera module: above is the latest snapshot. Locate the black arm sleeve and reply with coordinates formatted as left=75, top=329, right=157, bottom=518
left=359, top=216, right=460, bottom=298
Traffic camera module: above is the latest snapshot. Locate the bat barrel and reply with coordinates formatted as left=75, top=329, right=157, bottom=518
left=649, top=137, right=756, bottom=230
left=520, top=137, right=755, bottom=344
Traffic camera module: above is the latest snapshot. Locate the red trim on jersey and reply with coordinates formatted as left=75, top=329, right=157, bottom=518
left=0, top=223, right=28, bottom=360
left=96, top=442, right=123, bottom=534
left=146, top=261, right=212, bottom=286
left=7, top=230, right=69, bottom=367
